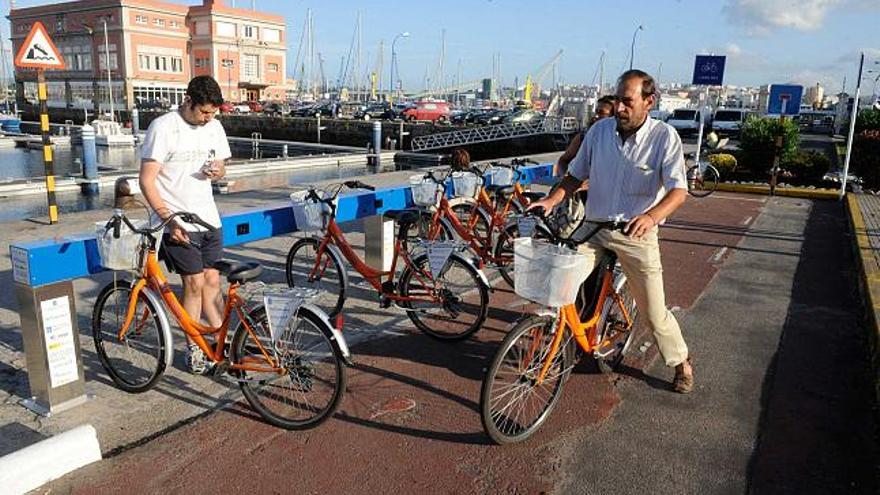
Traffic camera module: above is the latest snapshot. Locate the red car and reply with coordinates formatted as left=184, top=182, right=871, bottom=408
left=402, top=100, right=451, bottom=122
left=246, top=101, right=263, bottom=113
left=218, top=102, right=235, bottom=113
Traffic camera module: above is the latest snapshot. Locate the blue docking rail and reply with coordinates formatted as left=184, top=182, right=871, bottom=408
left=10, top=163, right=555, bottom=288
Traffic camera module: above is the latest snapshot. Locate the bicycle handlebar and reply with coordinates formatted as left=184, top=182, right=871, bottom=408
left=106, top=210, right=216, bottom=239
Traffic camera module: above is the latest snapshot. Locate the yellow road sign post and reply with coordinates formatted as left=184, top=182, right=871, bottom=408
left=15, top=21, right=66, bottom=224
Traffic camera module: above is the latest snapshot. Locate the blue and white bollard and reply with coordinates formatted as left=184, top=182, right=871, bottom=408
left=131, top=107, right=140, bottom=140
left=80, top=123, right=99, bottom=195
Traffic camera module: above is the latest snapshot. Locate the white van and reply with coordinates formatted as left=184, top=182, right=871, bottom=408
left=712, top=108, right=752, bottom=136
left=666, top=108, right=704, bottom=135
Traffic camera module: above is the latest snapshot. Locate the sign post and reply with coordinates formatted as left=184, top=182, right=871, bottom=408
left=767, top=84, right=804, bottom=195
left=691, top=55, right=726, bottom=172
left=14, top=21, right=66, bottom=224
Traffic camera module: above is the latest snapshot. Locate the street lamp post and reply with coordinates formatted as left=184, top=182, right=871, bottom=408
left=390, top=32, right=409, bottom=102
left=629, top=25, right=644, bottom=71
left=103, top=19, right=115, bottom=121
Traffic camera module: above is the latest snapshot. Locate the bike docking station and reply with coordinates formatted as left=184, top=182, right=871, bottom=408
left=8, top=163, right=555, bottom=416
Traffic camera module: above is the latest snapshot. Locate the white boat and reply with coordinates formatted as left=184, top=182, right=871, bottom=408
left=92, top=119, right=135, bottom=147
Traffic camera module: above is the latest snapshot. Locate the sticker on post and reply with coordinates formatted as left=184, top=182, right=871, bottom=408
left=40, top=296, right=79, bottom=388
left=425, top=241, right=458, bottom=278
left=517, top=216, right=538, bottom=238
left=263, top=293, right=305, bottom=342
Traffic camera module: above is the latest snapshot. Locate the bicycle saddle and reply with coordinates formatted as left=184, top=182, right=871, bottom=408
left=213, top=260, right=263, bottom=284
left=383, top=209, right=421, bottom=226
left=485, top=184, right=515, bottom=195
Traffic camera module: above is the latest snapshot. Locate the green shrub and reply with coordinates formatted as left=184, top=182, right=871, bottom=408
left=856, top=108, right=880, bottom=133
left=708, top=153, right=738, bottom=179
left=738, top=116, right=800, bottom=176
left=781, top=150, right=831, bottom=184
left=849, top=130, right=880, bottom=190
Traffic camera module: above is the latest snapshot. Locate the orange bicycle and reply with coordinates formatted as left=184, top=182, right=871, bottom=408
left=480, top=212, right=639, bottom=443
left=92, top=210, right=349, bottom=429
left=285, top=180, right=490, bottom=341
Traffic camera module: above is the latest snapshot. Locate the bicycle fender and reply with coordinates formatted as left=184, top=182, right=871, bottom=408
left=139, top=286, right=175, bottom=370
left=300, top=302, right=352, bottom=362
left=451, top=252, right=490, bottom=289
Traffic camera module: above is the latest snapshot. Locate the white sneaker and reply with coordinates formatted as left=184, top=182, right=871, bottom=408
left=186, top=343, right=209, bottom=375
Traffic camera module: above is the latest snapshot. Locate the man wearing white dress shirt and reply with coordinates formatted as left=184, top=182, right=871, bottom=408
left=529, top=69, right=694, bottom=393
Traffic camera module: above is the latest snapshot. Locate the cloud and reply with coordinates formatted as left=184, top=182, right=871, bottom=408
left=723, top=0, right=842, bottom=34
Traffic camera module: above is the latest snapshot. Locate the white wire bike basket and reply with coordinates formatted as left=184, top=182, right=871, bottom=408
left=451, top=171, right=481, bottom=199
left=240, top=283, right=319, bottom=343
left=514, top=238, right=592, bottom=307
left=409, top=175, right=442, bottom=207
left=95, top=219, right=153, bottom=271
left=485, top=166, right=515, bottom=187
left=290, top=190, right=334, bottom=231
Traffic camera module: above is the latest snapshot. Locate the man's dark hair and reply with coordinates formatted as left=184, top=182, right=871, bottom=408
left=186, top=76, right=224, bottom=107
left=617, top=69, right=656, bottom=99
left=597, top=95, right=617, bottom=107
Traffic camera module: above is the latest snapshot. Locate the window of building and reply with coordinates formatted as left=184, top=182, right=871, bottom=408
left=153, top=18, right=165, bottom=27
left=268, top=62, right=279, bottom=73
left=170, top=20, right=180, bottom=28
left=216, top=21, right=235, bottom=38
left=243, top=25, right=257, bottom=39
left=263, top=28, right=280, bottom=43
left=135, top=15, right=147, bottom=24
left=138, top=54, right=150, bottom=71
left=221, top=59, right=234, bottom=68
left=55, top=17, right=64, bottom=33
left=98, top=52, right=118, bottom=71
left=171, top=58, right=183, bottom=73
left=195, top=21, right=209, bottom=35
left=195, top=57, right=209, bottom=68
left=242, top=54, right=259, bottom=79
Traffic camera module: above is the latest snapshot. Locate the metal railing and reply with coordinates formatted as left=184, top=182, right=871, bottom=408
left=410, top=116, right=579, bottom=152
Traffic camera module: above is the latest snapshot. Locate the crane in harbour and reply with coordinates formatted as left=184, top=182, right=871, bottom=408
left=523, top=49, right=563, bottom=104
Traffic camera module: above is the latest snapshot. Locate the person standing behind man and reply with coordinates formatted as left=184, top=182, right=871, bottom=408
left=139, top=76, right=232, bottom=374
left=553, top=94, right=616, bottom=177
left=530, top=70, right=694, bottom=393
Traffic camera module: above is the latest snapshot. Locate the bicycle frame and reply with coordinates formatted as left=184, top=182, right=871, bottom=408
left=531, top=261, right=634, bottom=384
left=310, top=215, right=443, bottom=304
left=117, top=248, right=282, bottom=375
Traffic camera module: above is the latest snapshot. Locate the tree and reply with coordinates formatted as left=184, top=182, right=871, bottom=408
left=856, top=108, right=880, bottom=133
left=737, top=116, right=800, bottom=176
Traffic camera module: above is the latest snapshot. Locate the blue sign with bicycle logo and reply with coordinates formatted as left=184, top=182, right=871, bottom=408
left=692, top=55, right=726, bottom=86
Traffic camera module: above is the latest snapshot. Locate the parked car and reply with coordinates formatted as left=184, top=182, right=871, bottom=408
left=231, top=102, right=252, bottom=114
left=667, top=108, right=706, bottom=135
left=711, top=108, right=752, bottom=136
left=503, top=109, right=543, bottom=125
left=218, top=101, right=235, bottom=114
left=355, top=103, right=396, bottom=121
left=473, top=108, right=509, bottom=126
left=401, top=100, right=451, bottom=122
left=246, top=101, right=263, bottom=113
left=291, top=101, right=336, bottom=118
left=262, top=101, right=289, bottom=117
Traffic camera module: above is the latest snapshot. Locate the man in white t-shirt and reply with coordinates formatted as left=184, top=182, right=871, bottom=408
left=139, top=75, right=232, bottom=374
left=530, top=70, right=694, bottom=393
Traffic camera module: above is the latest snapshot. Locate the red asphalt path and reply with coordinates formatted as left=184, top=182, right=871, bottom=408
left=44, top=192, right=766, bottom=495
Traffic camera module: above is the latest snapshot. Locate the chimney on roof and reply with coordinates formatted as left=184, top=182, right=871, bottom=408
left=203, top=0, right=225, bottom=7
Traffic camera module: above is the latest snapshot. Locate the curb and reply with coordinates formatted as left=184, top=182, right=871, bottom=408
left=715, top=183, right=839, bottom=200
left=0, top=424, right=102, bottom=494
left=844, top=194, right=880, bottom=406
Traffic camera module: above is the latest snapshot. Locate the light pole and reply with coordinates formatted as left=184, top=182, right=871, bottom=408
left=103, top=18, right=115, bottom=121
left=629, top=25, right=644, bottom=71
left=390, top=32, right=409, bottom=102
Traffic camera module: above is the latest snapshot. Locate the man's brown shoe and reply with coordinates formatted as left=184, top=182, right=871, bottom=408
left=673, top=357, right=694, bottom=394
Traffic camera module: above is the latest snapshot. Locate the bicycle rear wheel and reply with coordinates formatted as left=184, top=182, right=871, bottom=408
left=92, top=279, right=167, bottom=393
left=232, top=305, right=346, bottom=430
left=481, top=315, right=573, bottom=444
left=397, top=253, right=489, bottom=341
left=687, top=164, right=719, bottom=198
left=285, top=237, right=346, bottom=318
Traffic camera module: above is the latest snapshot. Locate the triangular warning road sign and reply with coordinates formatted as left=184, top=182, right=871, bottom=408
left=15, top=22, right=65, bottom=70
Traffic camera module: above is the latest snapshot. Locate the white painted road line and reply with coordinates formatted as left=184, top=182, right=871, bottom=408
left=710, top=247, right=729, bottom=263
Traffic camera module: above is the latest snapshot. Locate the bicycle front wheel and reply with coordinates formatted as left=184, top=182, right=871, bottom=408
left=480, top=315, right=573, bottom=444
left=92, top=279, right=167, bottom=393
left=397, top=254, right=489, bottom=341
left=595, top=271, right=639, bottom=374
left=232, top=305, right=347, bottom=430
left=688, top=164, right=719, bottom=197
left=285, top=237, right=346, bottom=318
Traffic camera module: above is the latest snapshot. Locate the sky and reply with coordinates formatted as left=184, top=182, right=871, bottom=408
left=7, top=0, right=880, bottom=93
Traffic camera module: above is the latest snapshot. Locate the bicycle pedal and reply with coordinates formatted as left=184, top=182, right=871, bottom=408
left=210, top=359, right=231, bottom=376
